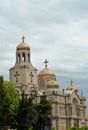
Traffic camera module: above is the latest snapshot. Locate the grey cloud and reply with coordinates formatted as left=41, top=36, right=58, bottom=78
left=0, top=0, right=88, bottom=91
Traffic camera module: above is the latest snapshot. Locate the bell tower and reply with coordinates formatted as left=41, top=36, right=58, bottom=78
left=9, top=36, right=38, bottom=95
left=16, top=36, right=31, bottom=64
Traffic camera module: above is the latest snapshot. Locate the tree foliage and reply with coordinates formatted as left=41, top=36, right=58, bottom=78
left=0, top=76, right=19, bottom=128
left=16, top=92, right=38, bottom=130
left=66, top=126, right=88, bottom=130
left=35, top=94, right=52, bottom=130
left=0, top=76, right=52, bottom=130
left=16, top=93, right=52, bottom=130
left=4, top=80, right=19, bottom=118
left=0, top=76, right=6, bottom=126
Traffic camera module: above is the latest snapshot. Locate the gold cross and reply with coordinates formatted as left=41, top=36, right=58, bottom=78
left=21, top=36, right=25, bottom=43
left=44, top=59, right=48, bottom=68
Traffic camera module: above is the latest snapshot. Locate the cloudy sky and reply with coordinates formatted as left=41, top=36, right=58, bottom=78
left=0, top=0, right=88, bottom=96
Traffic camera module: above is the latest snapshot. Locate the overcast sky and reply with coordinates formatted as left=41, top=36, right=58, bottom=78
left=0, top=0, right=88, bottom=96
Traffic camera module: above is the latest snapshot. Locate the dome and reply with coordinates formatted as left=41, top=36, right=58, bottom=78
left=38, top=68, right=55, bottom=77
left=17, top=42, right=30, bottom=51
left=66, top=80, right=78, bottom=92
left=46, top=80, right=59, bottom=89
left=16, top=36, right=30, bottom=51
left=66, top=85, right=78, bottom=92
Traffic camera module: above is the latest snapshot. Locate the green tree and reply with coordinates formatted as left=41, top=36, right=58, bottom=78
left=16, top=93, right=52, bottom=130
left=3, top=80, right=19, bottom=127
left=66, top=126, right=88, bottom=130
left=16, top=92, right=38, bottom=130
left=0, top=76, right=19, bottom=129
left=35, top=94, right=52, bottom=130
left=0, top=76, right=6, bottom=129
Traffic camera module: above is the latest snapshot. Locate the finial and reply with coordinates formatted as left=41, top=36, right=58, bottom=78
left=21, top=36, right=25, bottom=43
left=70, top=80, right=73, bottom=86
left=44, top=59, right=48, bottom=68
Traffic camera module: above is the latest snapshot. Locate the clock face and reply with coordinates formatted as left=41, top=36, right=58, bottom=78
left=39, top=79, right=44, bottom=88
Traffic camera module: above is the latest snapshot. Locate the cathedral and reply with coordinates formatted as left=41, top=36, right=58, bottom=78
left=9, top=36, right=88, bottom=130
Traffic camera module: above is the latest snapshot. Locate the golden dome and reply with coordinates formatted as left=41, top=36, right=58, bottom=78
left=38, top=68, right=55, bottom=77
left=46, top=80, right=59, bottom=89
left=17, top=42, right=30, bottom=51
left=17, top=36, right=30, bottom=51
left=66, top=86, right=78, bottom=92
left=66, top=80, right=78, bottom=92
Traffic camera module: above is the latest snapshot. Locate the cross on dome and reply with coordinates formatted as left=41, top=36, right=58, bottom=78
left=44, top=59, right=48, bottom=68
left=70, top=80, right=73, bottom=86
left=21, top=36, right=25, bottom=43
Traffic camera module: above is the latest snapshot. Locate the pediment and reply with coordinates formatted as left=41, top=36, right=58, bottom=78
left=68, top=92, right=81, bottom=104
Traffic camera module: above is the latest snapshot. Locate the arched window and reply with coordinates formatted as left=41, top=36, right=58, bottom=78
left=18, top=54, right=20, bottom=62
left=59, top=106, right=65, bottom=116
left=22, top=53, right=25, bottom=62
left=16, top=89, right=21, bottom=96
left=39, top=79, right=45, bottom=88
left=16, top=90, right=19, bottom=95
left=80, top=108, right=83, bottom=116
left=72, top=99, right=77, bottom=115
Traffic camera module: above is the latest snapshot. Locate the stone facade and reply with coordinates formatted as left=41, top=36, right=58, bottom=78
left=9, top=37, right=88, bottom=130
